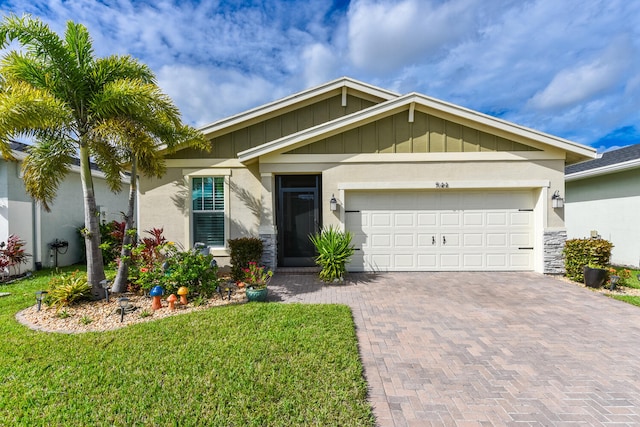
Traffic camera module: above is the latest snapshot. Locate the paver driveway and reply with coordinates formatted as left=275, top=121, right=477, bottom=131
left=268, top=272, right=640, bottom=426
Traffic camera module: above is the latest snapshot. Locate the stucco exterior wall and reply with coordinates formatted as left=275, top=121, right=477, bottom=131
left=0, top=159, right=129, bottom=271
left=566, top=169, right=640, bottom=267
left=140, top=154, right=567, bottom=272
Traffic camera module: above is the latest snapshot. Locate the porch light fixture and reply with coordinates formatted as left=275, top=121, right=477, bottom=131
left=329, top=194, right=338, bottom=211
left=35, top=291, right=48, bottom=312
left=551, top=190, right=564, bottom=209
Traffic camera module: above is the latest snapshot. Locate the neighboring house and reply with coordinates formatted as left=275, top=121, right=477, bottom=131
left=138, top=77, right=595, bottom=274
left=0, top=141, right=130, bottom=271
left=565, top=144, right=640, bottom=267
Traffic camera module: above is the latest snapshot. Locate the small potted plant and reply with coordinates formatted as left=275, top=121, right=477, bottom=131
left=243, top=262, right=272, bottom=302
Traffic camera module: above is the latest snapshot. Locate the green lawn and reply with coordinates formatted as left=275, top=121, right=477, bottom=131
left=0, top=267, right=374, bottom=426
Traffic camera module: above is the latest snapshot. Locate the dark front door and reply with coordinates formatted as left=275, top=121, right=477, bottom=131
left=276, top=175, right=321, bottom=267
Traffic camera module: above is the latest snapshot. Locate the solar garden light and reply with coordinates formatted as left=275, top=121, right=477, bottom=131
left=35, top=291, right=48, bottom=312
left=118, top=297, right=130, bottom=323
left=100, top=279, right=111, bottom=303
left=610, top=275, right=620, bottom=291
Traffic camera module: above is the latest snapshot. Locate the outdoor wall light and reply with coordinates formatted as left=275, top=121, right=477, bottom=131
left=551, top=190, right=564, bottom=209
left=118, top=297, right=130, bottom=323
left=329, top=194, right=338, bottom=211
left=100, top=279, right=111, bottom=303
left=35, top=291, right=48, bottom=312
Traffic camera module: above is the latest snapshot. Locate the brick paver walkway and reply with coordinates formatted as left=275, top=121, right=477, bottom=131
left=268, top=271, right=640, bottom=426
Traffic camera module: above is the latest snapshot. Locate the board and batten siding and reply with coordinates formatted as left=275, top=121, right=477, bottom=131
left=286, top=111, right=541, bottom=155
left=168, top=94, right=377, bottom=160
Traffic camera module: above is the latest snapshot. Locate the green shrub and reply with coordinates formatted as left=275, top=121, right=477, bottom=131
left=45, top=270, right=92, bottom=310
left=133, top=243, right=220, bottom=297
left=309, top=226, right=355, bottom=282
left=228, top=237, right=263, bottom=281
left=564, top=238, right=614, bottom=282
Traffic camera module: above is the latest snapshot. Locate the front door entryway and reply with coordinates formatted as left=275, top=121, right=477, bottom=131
left=276, top=175, right=321, bottom=267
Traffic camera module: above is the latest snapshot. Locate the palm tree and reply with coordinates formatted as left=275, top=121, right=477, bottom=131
left=0, top=15, right=204, bottom=296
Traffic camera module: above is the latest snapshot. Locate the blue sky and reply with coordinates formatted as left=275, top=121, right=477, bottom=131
left=1, top=0, right=639, bottom=152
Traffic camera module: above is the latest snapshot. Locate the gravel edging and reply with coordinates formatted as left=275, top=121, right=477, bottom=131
left=16, top=290, right=248, bottom=334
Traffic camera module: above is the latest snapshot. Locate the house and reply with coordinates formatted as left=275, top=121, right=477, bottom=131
left=0, top=141, right=130, bottom=271
left=565, top=144, right=640, bottom=267
left=137, top=77, right=595, bottom=274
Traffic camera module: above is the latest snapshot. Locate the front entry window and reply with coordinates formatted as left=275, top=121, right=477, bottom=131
left=192, top=177, right=224, bottom=247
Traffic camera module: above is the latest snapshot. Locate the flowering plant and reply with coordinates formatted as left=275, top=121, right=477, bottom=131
left=243, top=262, right=273, bottom=289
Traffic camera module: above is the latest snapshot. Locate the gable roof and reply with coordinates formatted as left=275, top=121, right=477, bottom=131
left=565, top=143, right=640, bottom=180
left=198, top=77, right=400, bottom=138
left=237, top=91, right=596, bottom=164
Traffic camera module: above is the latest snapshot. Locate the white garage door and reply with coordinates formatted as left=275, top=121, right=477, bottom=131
left=345, top=190, right=535, bottom=271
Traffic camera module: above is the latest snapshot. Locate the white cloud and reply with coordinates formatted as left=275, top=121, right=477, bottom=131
left=346, top=0, right=478, bottom=74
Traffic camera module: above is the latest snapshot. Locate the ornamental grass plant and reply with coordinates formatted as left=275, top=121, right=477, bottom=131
left=310, top=226, right=355, bottom=282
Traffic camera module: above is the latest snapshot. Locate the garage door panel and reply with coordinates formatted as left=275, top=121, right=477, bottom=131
left=417, top=254, right=437, bottom=268
left=463, top=253, right=483, bottom=268
left=371, top=213, right=392, bottom=227
left=441, top=213, right=460, bottom=227
left=417, top=234, right=436, bottom=247
left=345, top=190, right=535, bottom=272
left=417, top=213, right=437, bottom=226
left=394, top=254, right=415, bottom=268
left=487, top=212, right=507, bottom=226
left=486, top=233, right=507, bottom=247
left=370, top=234, right=392, bottom=248
left=394, top=213, right=415, bottom=227
left=394, top=234, right=414, bottom=247
left=463, top=233, right=483, bottom=246
left=510, top=232, right=533, bottom=246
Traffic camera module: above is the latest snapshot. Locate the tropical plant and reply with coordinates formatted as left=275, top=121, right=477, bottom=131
left=228, top=237, right=264, bottom=282
left=243, top=262, right=273, bottom=290
left=0, top=234, right=31, bottom=277
left=0, top=15, right=204, bottom=297
left=309, top=226, right=355, bottom=282
left=45, top=270, right=92, bottom=310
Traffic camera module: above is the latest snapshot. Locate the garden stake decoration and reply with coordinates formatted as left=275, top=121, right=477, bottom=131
left=167, top=294, right=177, bottom=310
left=35, top=291, right=47, bottom=311
left=149, top=285, right=164, bottom=310
left=177, top=286, right=189, bottom=305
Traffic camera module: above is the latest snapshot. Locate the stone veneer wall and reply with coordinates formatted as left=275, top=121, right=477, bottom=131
left=260, top=233, right=277, bottom=271
left=544, top=229, right=567, bottom=274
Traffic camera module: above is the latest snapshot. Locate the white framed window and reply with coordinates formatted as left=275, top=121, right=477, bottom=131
left=192, top=177, right=225, bottom=247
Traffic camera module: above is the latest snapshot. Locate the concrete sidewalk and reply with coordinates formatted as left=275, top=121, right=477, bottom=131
left=268, top=271, right=640, bottom=426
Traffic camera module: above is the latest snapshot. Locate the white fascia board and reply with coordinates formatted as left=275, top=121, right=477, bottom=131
left=238, top=93, right=596, bottom=163
left=565, top=158, right=640, bottom=182
left=198, top=77, right=400, bottom=136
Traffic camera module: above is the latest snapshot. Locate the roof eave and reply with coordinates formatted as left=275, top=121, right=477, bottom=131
left=238, top=93, right=598, bottom=163
left=566, top=158, right=640, bottom=181
left=198, top=77, right=400, bottom=137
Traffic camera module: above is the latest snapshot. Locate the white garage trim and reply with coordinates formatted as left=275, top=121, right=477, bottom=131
left=344, top=189, right=541, bottom=272
left=338, top=180, right=550, bottom=191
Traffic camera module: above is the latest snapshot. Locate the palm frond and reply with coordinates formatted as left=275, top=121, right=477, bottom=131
left=21, top=135, right=75, bottom=211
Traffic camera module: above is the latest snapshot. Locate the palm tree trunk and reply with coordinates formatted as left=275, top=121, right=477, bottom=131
left=111, top=158, right=137, bottom=294
left=79, top=144, right=106, bottom=298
